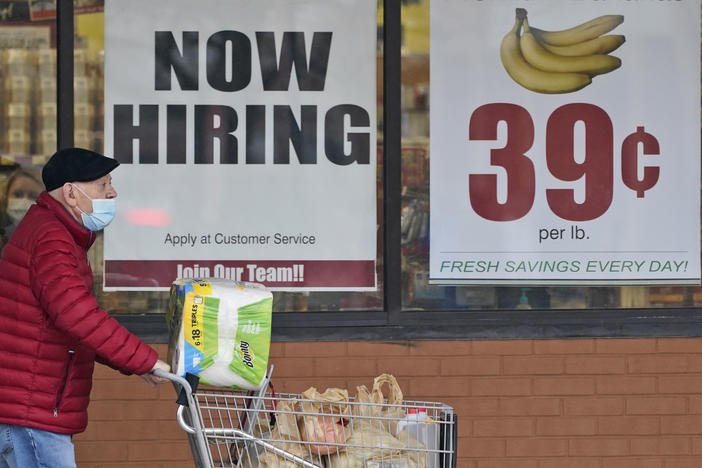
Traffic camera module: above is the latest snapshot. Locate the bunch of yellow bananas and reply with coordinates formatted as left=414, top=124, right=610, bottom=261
left=500, top=8, right=625, bottom=94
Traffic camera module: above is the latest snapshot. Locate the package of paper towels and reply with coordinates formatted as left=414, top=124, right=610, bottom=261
left=166, top=278, right=272, bottom=390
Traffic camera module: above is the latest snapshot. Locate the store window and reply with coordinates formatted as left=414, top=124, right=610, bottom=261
left=73, top=1, right=384, bottom=314
left=399, top=0, right=702, bottom=313
left=1, top=0, right=700, bottom=340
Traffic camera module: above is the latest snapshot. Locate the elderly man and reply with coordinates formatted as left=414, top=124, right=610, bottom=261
left=0, top=148, right=170, bottom=468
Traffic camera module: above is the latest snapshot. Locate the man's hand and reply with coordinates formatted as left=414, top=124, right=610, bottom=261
left=139, top=359, right=171, bottom=387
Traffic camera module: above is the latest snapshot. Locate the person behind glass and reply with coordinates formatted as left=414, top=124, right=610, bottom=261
left=0, top=168, right=43, bottom=249
left=0, top=148, right=171, bottom=468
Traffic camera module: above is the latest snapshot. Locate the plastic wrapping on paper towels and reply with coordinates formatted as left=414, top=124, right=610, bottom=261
left=166, top=278, right=272, bottom=389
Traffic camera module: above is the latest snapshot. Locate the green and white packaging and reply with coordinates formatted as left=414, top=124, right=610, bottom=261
left=166, top=278, right=272, bottom=389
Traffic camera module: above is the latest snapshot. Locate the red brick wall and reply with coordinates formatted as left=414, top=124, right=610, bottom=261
left=75, top=338, right=702, bottom=468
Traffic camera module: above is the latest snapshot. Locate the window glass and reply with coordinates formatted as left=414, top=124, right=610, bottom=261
left=75, top=2, right=384, bottom=314
left=400, top=0, right=702, bottom=311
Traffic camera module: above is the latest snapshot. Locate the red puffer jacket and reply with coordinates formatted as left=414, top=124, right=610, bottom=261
left=0, top=192, right=158, bottom=434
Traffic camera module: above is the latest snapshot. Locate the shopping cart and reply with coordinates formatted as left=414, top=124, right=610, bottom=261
left=155, top=367, right=457, bottom=468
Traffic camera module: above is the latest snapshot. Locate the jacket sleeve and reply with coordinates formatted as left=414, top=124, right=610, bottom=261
left=95, top=354, right=134, bottom=375
left=30, top=230, right=158, bottom=376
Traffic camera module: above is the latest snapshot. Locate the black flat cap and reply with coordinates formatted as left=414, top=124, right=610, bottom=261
left=42, top=148, right=120, bottom=192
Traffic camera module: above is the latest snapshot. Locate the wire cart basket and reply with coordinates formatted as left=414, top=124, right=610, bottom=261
left=156, top=367, right=457, bottom=468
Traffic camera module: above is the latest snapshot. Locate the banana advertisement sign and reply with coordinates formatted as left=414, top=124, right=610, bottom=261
left=501, top=9, right=623, bottom=94
left=430, top=0, right=700, bottom=285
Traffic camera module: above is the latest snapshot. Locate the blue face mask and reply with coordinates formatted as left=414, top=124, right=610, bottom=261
left=72, top=183, right=116, bottom=231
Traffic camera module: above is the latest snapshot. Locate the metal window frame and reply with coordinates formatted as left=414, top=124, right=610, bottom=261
left=56, top=0, right=702, bottom=343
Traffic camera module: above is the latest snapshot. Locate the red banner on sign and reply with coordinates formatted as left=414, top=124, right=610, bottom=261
left=105, top=260, right=376, bottom=289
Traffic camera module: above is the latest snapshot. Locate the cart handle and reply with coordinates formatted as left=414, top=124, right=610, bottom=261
left=152, top=370, right=200, bottom=435
left=153, top=369, right=193, bottom=391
